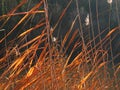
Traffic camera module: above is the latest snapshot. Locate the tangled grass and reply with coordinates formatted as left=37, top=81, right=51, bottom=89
left=0, top=0, right=120, bottom=90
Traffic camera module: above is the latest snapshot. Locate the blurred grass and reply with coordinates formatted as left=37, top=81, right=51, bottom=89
left=0, top=0, right=120, bottom=90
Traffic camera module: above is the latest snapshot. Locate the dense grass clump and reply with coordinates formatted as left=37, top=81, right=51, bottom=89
left=0, top=0, right=120, bottom=90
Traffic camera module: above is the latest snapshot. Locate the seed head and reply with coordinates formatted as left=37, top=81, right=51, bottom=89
left=52, top=37, right=57, bottom=42
left=107, top=0, right=112, bottom=4
left=85, top=14, right=90, bottom=26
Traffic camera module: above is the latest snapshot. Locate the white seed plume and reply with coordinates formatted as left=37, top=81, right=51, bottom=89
left=0, top=29, right=5, bottom=31
left=107, top=0, right=112, bottom=4
left=85, top=14, right=90, bottom=26
left=52, top=37, right=57, bottom=42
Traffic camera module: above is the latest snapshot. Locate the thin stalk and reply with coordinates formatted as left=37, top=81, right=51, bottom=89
left=44, top=0, right=58, bottom=89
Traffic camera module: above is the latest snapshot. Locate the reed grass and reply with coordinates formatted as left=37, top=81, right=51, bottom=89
left=0, top=0, right=120, bottom=90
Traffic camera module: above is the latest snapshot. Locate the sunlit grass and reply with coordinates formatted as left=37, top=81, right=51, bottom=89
left=0, top=0, right=120, bottom=90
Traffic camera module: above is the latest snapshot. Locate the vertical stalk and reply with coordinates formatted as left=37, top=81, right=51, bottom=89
left=44, top=0, right=58, bottom=89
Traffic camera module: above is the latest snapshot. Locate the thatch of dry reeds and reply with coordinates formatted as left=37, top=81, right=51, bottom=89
left=0, top=0, right=120, bottom=90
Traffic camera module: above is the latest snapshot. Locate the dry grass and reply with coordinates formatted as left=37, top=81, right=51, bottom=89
left=0, top=0, right=120, bottom=90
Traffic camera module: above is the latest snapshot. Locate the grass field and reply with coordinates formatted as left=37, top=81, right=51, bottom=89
left=0, top=0, right=120, bottom=90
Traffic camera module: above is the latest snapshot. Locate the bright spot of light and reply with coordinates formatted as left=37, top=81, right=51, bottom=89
left=107, top=0, right=113, bottom=4
left=52, top=37, right=57, bottom=42
left=85, top=14, right=90, bottom=26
